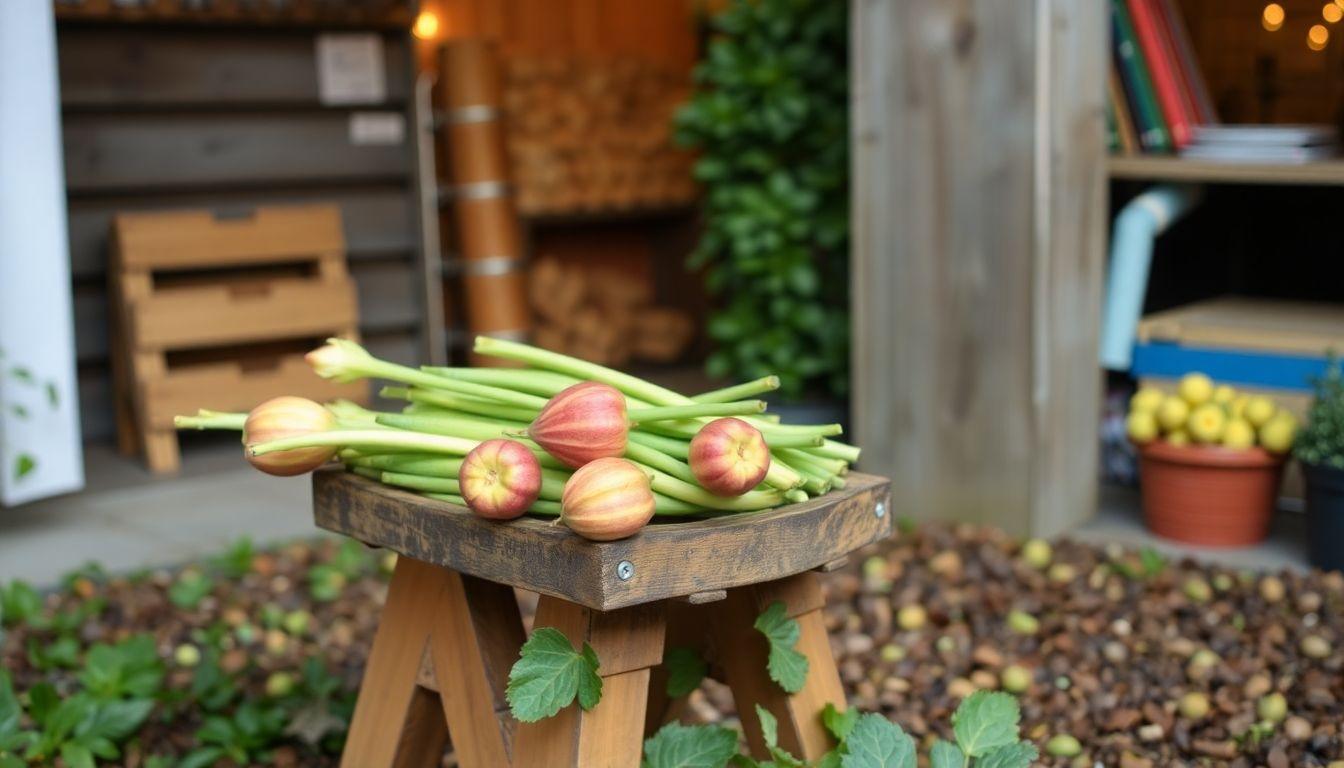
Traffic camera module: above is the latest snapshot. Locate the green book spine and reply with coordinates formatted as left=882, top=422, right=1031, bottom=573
left=1106, top=101, right=1119, bottom=153
left=1111, top=0, right=1171, bottom=152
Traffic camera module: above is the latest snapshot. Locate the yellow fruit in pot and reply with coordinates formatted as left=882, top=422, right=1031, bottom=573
left=1245, top=396, right=1277, bottom=428
left=1188, top=403, right=1227, bottom=444
left=1166, top=429, right=1191, bottom=447
left=1178, top=372, right=1214, bottom=406
left=1157, top=396, right=1190, bottom=432
left=1259, top=413, right=1298, bottom=454
left=1130, top=387, right=1166, bottom=415
left=1212, top=384, right=1237, bottom=405
left=1126, top=411, right=1159, bottom=444
left=1222, top=418, right=1256, bottom=450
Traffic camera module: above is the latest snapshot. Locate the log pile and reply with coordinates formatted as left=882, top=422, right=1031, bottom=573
left=528, top=256, right=695, bottom=367
left=503, top=57, right=698, bottom=216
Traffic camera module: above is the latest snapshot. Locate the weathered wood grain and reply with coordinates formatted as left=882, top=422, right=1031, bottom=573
left=850, top=0, right=1104, bottom=536
left=312, top=468, right=892, bottom=610
left=64, top=112, right=409, bottom=192
left=58, top=28, right=410, bottom=107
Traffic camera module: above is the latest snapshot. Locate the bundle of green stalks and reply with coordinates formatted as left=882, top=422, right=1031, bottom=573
left=177, top=336, right=859, bottom=521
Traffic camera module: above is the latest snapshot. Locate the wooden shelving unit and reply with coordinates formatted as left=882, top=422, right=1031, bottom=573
left=1108, top=155, right=1344, bottom=186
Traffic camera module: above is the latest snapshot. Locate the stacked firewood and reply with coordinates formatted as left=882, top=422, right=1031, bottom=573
left=503, top=57, right=699, bottom=215
left=528, top=257, right=695, bottom=366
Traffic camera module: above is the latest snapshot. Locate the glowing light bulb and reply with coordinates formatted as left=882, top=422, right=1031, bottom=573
left=1326, top=3, right=1342, bottom=22
left=1309, top=23, right=1330, bottom=49
left=1263, top=2, right=1286, bottom=30
left=413, top=10, right=441, bottom=40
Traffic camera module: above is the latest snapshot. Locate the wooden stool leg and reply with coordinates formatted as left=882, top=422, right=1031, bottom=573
left=644, top=601, right=712, bottom=735
left=514, top=597, right=667, bottom=768
left=342, top=558, right=524, bottom=768
left=709, top=572, right=845, bottom=761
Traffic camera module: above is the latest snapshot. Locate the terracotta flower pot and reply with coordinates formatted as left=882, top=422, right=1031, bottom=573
left=1136, top=441, right=1286, bottom=547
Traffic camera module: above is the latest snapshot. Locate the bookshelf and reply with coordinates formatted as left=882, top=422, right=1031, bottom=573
left=1108, top=156, right=1344, bottom=186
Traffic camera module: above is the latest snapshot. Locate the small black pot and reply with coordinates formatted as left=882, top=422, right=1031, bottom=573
left=1303, top=462, right=1344, bottom=573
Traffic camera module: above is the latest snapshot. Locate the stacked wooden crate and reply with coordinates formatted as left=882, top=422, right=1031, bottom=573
left=58, top=24, right=426, bottom=443
left=110, top=206, right=366, bottom=473
left=503, top=57, right=698, bottom=216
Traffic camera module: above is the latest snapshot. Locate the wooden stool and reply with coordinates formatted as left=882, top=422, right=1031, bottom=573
left=313, top=468, right=893, bottom=768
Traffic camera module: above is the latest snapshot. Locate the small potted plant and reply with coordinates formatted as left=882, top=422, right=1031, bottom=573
left=1294, top=358, right=1344, bottom=571
left=1127, top=372, right=1296, bottom=546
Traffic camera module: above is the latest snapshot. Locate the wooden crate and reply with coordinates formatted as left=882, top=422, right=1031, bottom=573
left=110, top=205, right=366, bottom=473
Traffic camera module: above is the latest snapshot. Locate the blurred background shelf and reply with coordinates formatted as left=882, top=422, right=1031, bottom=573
left=1108, top=155, right=1344, bottom=185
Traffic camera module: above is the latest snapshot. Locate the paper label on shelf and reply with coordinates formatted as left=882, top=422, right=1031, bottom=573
left=316, top=33, right=386, bottom=105
left=349, top=112, right=405, bottom=145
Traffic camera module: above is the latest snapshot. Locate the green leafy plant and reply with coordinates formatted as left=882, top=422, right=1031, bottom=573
left=506, top=627, right=602, bottom=722
left=755, top=602, right=808, bottom=693
left=0, top=671, right=35, bottom=767
left=643, top=722, right=740, bottom=768
left=210, top=537, right=256, bottom=579
left=168, top=569, right=214, bottom=610
left=178, top=701, right=287, bottom=768
left=664, top=647, right=708, bottom=698
left=674, top=0, right=850, bottom=399
left=79, top=635, right=165, bottom=701
left=308, top=540, right=373, bottom=602
left=1296, top=356, right=1344, bottom=468
left=279, top=657, right=356, bottom=752
left=20, top=684, right=154, bottom=768
left=0, top=581, right=42, bottom=628
left=643, top=691, right=1035, bottom=768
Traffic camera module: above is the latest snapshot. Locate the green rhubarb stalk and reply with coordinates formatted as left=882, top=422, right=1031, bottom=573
left=309, top=339, right=547, bottom=409
left=777, top=448, right=847, bottom=478
left=385, top=386, right=542, bottom=423
left=421, top=366, right=581, bottom=397
left=347, top=454, right=569, bottom=501
left=810, top=439, right=861, bottom=463
left=174, top=410, right=247, bottom=431
left=249, top=429, right=478, bottom=458
left=374, top=413, right=569, bottom=471
left=691, top=376, right=780, bottom=404
left=628, top=400, right=765, bottom=422
left=381, top=471, right=460, bottom=495
left=474, top=336, right=686, bottom=406
left=632, top=462, right=784, bottom=511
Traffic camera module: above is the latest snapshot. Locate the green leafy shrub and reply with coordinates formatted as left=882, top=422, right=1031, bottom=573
left=1296, top=357, right=1344, bottom=469
left=674, top=0, right=850, bottom=400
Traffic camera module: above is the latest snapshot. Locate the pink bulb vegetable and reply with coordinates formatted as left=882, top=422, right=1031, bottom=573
left=559, top=457, right=655, bottom=541
left=243, top=397, right=337, bottom=476
left=458, top=439, right=542, bottom=520
left=527, top=382, right=629, bottom=468
left=689, top=417, right=771, bottom=497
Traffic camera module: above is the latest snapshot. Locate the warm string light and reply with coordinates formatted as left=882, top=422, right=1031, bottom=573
left=413, top=10, right=441, bottom=40
left=1309, top=22, right=1330, bottom=49
left=1263, top=2, right=1286, bottom=31
left=1326, top=3, right=1343, bottom=23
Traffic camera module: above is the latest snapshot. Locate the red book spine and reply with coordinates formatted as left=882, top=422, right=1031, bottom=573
left=1128, top=0, right=1192, bottom=147
left=1150, top=0, right=1202, bottom=127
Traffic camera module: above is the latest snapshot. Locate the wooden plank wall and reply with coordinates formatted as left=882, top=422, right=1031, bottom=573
left=58, top=27, right=424, bottom=441
left=850, top=0, right=1106, bottom=536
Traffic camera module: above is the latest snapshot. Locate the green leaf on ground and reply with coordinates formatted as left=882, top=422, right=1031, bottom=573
left=839, top=714, right=915, bottom=768
left=929, top=740, right=964, bottom=768
left=0, top=581, right=42, bottom=628
left=753, top=601, right=808, bottom=694
left=951, top=691, right=1020, bottom=757
left=975, top=742, right=1039, bottom=768
left=821, top=702, right=858, bottom=742
left=79, top=635, right=165, bottom=700
left=664, top=647, right=708, bottom=698
left=506, top=627, right=602, bottom=722
left=169, top=570, right=213, bottom=609
left=642, top=722, right=739, bottom=768
left=754, top=705, right=805, bottom=767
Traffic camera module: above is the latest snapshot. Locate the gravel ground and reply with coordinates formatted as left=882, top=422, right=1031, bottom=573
left=2, top=527, right=1341, bottom=767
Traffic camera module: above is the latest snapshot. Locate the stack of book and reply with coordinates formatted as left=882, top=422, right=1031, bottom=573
left=1109, top=0, right=1218, bottom=155
left=1181, top=124, right=1339, bottom=163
